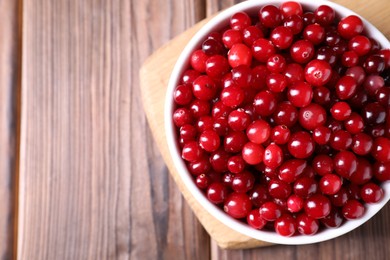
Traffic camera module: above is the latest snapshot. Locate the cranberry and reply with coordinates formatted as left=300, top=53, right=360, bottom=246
left=252, top=38, right=276, bottom=62
left=333, top=151, right=358, bottom=179
left=304, top=194, right=331, bottom=219
left=361, top=182, right=384, bottom=203
left=190, top=49, right=208, bottom=72
left=222, top=29, right=243, bottom=49
left=247, top=209, right=267, bottom=229
left=299, top=103, right=327, bottom=131
left=267, top=54, right=287, bottom=73
left=230, top=11, right=251, bottom=30
left=341, top=51, right=359, bottom=67
left=181, top=69, right=200, bottom=86
left=283, top=63, right=304, bottom=83
left=202, top=38, right=223, bottom=56
left=267, top=73, right=288, bottom=92
left=296, top=213, right=319, bottom=235
left=243, top=26, right=264, bottom=46
left=173, top=108, right=193, bottom=127
left=371, top=137, right=390, bottom=163
left=342, top=200, right=365, bottom=219
left=330, top=102, right=351, bottom=121
left=320, top=174, right=342, bottom=195
left=305, top=59, right=332, bottom=86
left=228, top=43, right=252, bottom=68
left=210, top=148, right=230, bottom=172
left=252, top=65, right=269, bottom=89
left=182, top=141, right=203, bottom=162
left=196, top=174, right=211, bottom=189
left=246, top=119, right=271, bottom=144
left=268, top=179, right=292, bottom=200
left=352, top=133, right=373, bottom=155
left=259, top=5, right=282, bottom=28
left=220, top=86, right=245, bottom=108
left=330, top=130, right=353, bottom=151
left=363, top=75, right=385, bottom=96
left=338, top=15, right=363, bottom=39
left=335, top=75, right=357, bottom=99
left=253, top=90, right=277, bottom=116
left=284, top=15, right=304, bottom=35
left=344, top=112, right=364, bottom=134
left=272, top=101, right=298, bottom=127
left=271, top=125, right=291, bottom=144
left=312, top=154, right=333, bottom=176
left=349, top=35, right=372, bottom=56
left=232, top=171, right=255, bottom=193
left=362, top=102, right=386, bottom=125
left=330, top=187, right=349, bottom=207
left=264, top=143, right=284, bottom=168
left=224, top=131, right=248, bottom=153
left=313, top=126, right=331, bottom=145
left=363, top=55, right=385, bottom=74
left=270, top=26, right=294, bottom=49
left=303, top=24, right=325, bottom=45
left=260, top=201, right=282, bottom=221
left=288, top=131, right=315, bottom=159
left=242, top=142, right=264, bottom=165
left=374, top=161, right=390, bottom=181
left=199, top=130, right=221, bottom=152
left=350, top=158, right=373, bottom=185
left=275, top=214, right=297, bottom=237
left=345, top=66, right=366, bottom=85
left=376, top=87, right=390, bottom=107
left=207, top=182, right=228, bottom=204
left=294, top=176, right=318, bottom=198
left=279, top=159, right=307, bottom=183
left=174, top=84, right=193, bottom=105
left=287, top=194, right=304, bottom=213
left=280, top=1, right=303, bottom=17
left=290, top=39, right=315, bottom=63
left=287, top=81, right=313, bottom=108
left=228, top=109, right=251, bottom=131
left=314, top=5, right=335, bottom=26
left=224, top=192, right=252, bottom=219
left=321, top=208, right=343, bottom=228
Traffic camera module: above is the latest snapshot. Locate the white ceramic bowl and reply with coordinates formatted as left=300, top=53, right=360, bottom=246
left=165, top=0, right=390, bottom=245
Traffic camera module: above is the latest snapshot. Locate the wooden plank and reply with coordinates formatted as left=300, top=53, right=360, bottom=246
left=17, top=0, right=209, bottom=259
left=0, top=0, right=21, bottom=259
left=206, top=0, right=390, bottom=257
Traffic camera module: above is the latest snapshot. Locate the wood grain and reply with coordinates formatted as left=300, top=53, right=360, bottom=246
left=17, top=0, right=209, bottom=259
left=0, top=0, right=21, bottom=259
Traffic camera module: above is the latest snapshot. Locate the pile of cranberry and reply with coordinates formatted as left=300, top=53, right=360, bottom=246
left=172, top=1, right=390, bottom=236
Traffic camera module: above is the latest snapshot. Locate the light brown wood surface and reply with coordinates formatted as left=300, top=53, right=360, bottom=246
left=0, top=0, right=387, bottom=259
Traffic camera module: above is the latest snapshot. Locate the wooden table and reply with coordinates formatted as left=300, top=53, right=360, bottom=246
left=1, top=0, right=389, bottom=259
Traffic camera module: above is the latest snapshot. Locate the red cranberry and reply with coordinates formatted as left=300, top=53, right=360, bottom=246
left=363, top=75, right=385, bottom=96
left=304, top=194, right=331, bottom=219
left=352, top=133, right=373, bottom=155
left=182, top=141, right=203, bottom=162
left=173, top=107, right=193, bottom=127
left=361, top=182, right=384, bottom=204
left=314, top=5, right=335, bottom=26
left=363, top=55, right=386, bottom=74
left=224, top=192, right=252, bottom=219
left=333, top=151, right=358, bottom=179
left=284, top=15, right=304, bottom=35
left=230, top=11, right=251, bottom=30
left=312, top=154, right=334, bottom=176
left=224, top=131, right=248, bottom=153
left=275, top=214, right=297, bottom=237
left=196, top=174, right=211, bottom=189
left=207, top=182, right=228, bottom=204
left=305, top=59, right=332, bottom=86
left=350, top=158, right=373, bottom=185
left=252, top=38, right=276, bottom=62
left=280, top=1, right=303, bottom=17
left=344, top=112, right=364, bottom=134
left=371, top=137, right=390, bottom=163
left=174, top=84, right=193, bottom=105
left=349, top=35, right=372, bottom=56
left=181, top=69, right=200, bottom=86
left=222, top=29, right=243, bottom=49
left=268, top=179, right=292, bottom=200
left=246, top=119, right=271, bottom=144
left=271, top=125, right=291, bottom=144
left=320, top=174, right=342, bottom=195
left=220, top=86, right=245, bottom=108
left=362, top=102, right=386, bottom=125
left=342, top=200, right=365, bottom=219
left=335, top=75, right=357, bottom=100
left=321, top=208, right=343, bottom=228
left=228, top=43, right=252, bottom=68
left=287, top=194, right=304, bottom=213
left=337, top=15, right=363, bottom=39
left=296, top=213, right=319, bottom=235
left=283, top=63, right=304, bottom=83
left=330, top=130, right=353, bottom=151
left=199, top=129, right=221, bottom=152
left=288, top=131, right=315, bottom=159
left=313, top=126, right=331, bottom=145
left=267, top=73, right=288, bottom=92
left=264, top=143, right=284, bottom=168
left=247, top=209, right=267, bottom=230
left=294, top=176, right=318, bottom=198
left=279, top=159, right=307, bottom=183
left=202, top=38, right=223, bottom=56
left=242, top=142, right=264, bottom=165
left=259, top=5, right=282, bottom=28
left=373, top=161, right=390, bottom=181
left=210, top=148, right=230, bottom=172
left=243, top=26, right=264, bottom=46
left=303, top=24, right=325, bottom=45
left=330, top=101, right=351, bottom=121
left=253, top=90, right=277, bottom=116
left=290, top=39, right=315, bottom=64
left=299, top=103, right=327, bottom=131
left=341, top=51, right=359, bottom=67
left=232, top=171, right=255, bottom=193
left=376, top=87, right=390, bottom=107
left=272, top=101, right=299, bottom=127
left=287, top=81, right=313, bottom=108
left=190, top=49, right=208, bottom=72
left=260, top=201, right=282, bottom=221
left=270, top=26, right=294, bottom=49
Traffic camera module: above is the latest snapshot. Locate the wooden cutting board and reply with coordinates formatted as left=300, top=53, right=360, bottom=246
left=140, top=0, right=390, bottom=249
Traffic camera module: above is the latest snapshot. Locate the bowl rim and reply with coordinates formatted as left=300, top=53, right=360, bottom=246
left=165, top=0, right=390, bottom=245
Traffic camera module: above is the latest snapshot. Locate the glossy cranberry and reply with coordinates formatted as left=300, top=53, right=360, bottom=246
left=349, top=158, right=373, bottom=185
left=320, top=174, right=342, bottom=195
left=330, top=187, right=349, bottom=207
left=222, top=29, right=243, bottom=49
left=271, top=125, right=290, bottom=144
left=181, top=69, right=201, bottom=86
left=344, top=112, right=364, bottom=134
left=260, top=201, right=282, bottom=221
left=231, top=65, right=253, bottom=89
left=259, top=5, right=282, bottom=28
left=232, top=171, right=255, bottom=193
left=224, top=192, right=252, bottom=219
left=243, top=26, right=264, bottom=46
left=275, top=214, right=296, bottom=237
left=252, top=38, right=276, bottom=62
left=363, top=75, right=385, bottom=96
left=192, top=75, right=217, bottom=101
left=376, top=87, right=390, bottom=107
left=288, top=131, right=315, bottom=159
left=302, top=24, right=325, bottom=46
left=352, top=133, right=373, bottom=155
left=278, top=159, right=307, bottom=183
left=374, top=161, right=390, bottom=181
left=312, top=154, right=333, bottom=176
left=361, top=182, right=384, bottom=204
left=174, top=84, right=193, bottom=105
left=220, top=86, right=244, bottom=108
left=173, top=107, right=193, bottom=127
left=321, top=208, right=343, bottom=228
left=345, top=66, right=366, bottom=86
left=246, top=119, right=271, bottom=144
left=196, top=116, right=213, bottom=132
left=266, top=73, right=288, bottom=93
left=287, top=81, right=313, bottom=108
left=372, top=137, right=390, bottom=163
left=230, top=11, right=251, bottom=30
left=182, top=141, right=203, bottom=162
left=342, top=200, right=365, bottom=219
left=224, top=131, right=248, bottom=153
left=210, top=149, right=230, bottom=172
left=212, top=117, right=229, bottom=137
left=290, top=40, right=315, bottom=64
left=363, top=55, right=386, bottom=74
left=283, top=63, right=304, bottom=84
left=337, top=15, right=363, bottom=39
left=305, top=59, right=332, bottom=86
left=242, top=142, right=264, bottom=165
left=330, top=130, right=352, bottom=151
left=196, top=174, right=211, bottom=189
left=362, top=102, right=387, bottom=126
left=190, top=49, right=208, bottom=72
left=335, top=75, right=357, bottom=100
left=228, top=109, right=250, bottom=131
left=378, top=49, right=390, bottom=68
left=268, top=179, right=292, bottom=200
left=199, top=130, right=221, bottom=152
left=180, top=124, right=197, bottom=142
left=296, top=213, right=319, bottom=235
left=283, top=15, right=304, bottom=35
left=299, top=103, right=327, bottom=131
left=270, top=26, right=293, bottom=49
left=253, top=90, right=277, bottom=116
left=207, top=182, right=228, bottom=204
left=267, top=54, right=287, bottom=73
left=211, top=101, right=232, bottom=118
left=247, top=209, right=267, bottom=230
left=272, top=101, right=299, bottom=127
left=313, top=126, right=331, bottom=145
left=294, top=176, right=318, bottom=198
left=226, top=155, right=245, bottom=174
left=312, top=86, right=331, bottom=107
left=280, top=1, right=303, bottom=17
left=314, top=5, right=335, bottom=26
left=304, top=194, right=331, bottom=219
left=349, top=35, right=372, bottom=56
left=251, top=65, right=269, bottom=90
left=264, top=143, right=284, bottom=168
left=205, top=55, right=229, bottom=79
left=249, top=185, right=270, bottom=207
left=202, top=38, right=223, bottom=56
left=188, top=155, right=210, bottom=176
left=287, top=194, right=304, bottom=213
left=330, top=102, right=351, bottom=121
left=326, top=117, right=343, bottom=133
left=228, top=43, right=252, bottom=68
left=341, top=51, right=359, bottom=67
left=333, top=151, right=358, bottom=179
